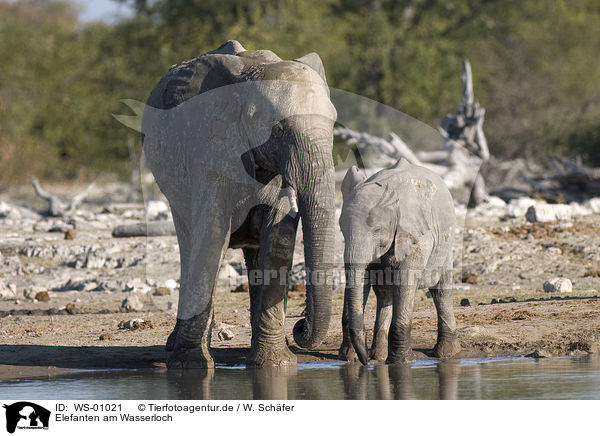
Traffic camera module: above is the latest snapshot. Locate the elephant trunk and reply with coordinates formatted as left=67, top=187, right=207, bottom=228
left=291, top=150, right=335, bottom=350
left=346, top=265, right=370, bottom=365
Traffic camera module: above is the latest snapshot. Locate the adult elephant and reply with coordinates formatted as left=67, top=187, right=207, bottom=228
left=142, top=40, right=337, bottom=369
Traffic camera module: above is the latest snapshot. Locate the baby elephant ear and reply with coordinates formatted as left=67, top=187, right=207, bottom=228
left=341, top=165, right=367, bottom=199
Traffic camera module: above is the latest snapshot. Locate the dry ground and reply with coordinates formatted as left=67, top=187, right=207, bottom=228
left=1, top=184, right=599, bottom=379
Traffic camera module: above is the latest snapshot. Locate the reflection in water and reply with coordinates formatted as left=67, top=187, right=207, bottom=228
left=437, top=360, right=459, bottom=400
left=166, top=369, right=214, bottom=400
left=341, top=364, right=368, bottom=400
left=388, top=363, right=416, bottom=400
left=2, top=355, right=600, bottom=400
left=249, top=367, right=296, bottom=400
left=340, top=360, right=458, bottom=400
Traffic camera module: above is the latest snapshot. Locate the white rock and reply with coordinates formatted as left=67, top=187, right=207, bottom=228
left=213, top=322, right=235, bottom=341
left=121, top=295, right=144, bottom=312
left=162, top=279, right=178, bottom=290
left=82, top=281, right=99, bottom=292
left=0, top=201, right=20, bottom=219
left=146, top=200, right=169, bottom=221
left=119, top=319, right=145, bottom=329
left=218, top=263, right=240, bottom=285
left=24, top=286, right=47, bottom=300
left=33, top=221, right=53, bottom=232
left=84, top=250, right=106, bottom=269
left=0, top=281, right=17, bottom=299
left=91, top=281, right=118, bottom=292
left=569, top=202, right=593, bottom=217
left=526, top=204, right=573, bottom=223
left=506, top=197, right=539, bottom=218
left=459, top=326, right=495, bottom=337
left=487, top=196, right=507, bottom=207
left=125, top=278, right=151, bottom=294
left=546, top=247, right=562, bottom=255
left=543, top=278, right=572, bottom=293
left=468, top=196, right=507, bottom=218
left=584, top=197, right=600, bottom=214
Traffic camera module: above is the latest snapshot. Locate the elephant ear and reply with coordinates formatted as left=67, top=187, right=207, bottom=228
left=341, top=165, right=367, bottom=200
left=294, top=52, right=328, bottom=86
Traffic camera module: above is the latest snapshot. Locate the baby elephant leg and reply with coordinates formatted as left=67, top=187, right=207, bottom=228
left=387, top=275, right=417, bottom=364
left=429, top=269, right=461, bottom=359
left=371, top=284, right=392, bottom=361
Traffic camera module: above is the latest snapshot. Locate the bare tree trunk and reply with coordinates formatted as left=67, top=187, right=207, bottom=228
left=468, top=172, right=487, bottom=209
left=440, top=59, right=490, bottom=207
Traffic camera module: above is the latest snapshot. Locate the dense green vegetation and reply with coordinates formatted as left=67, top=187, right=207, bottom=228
left=1, top=0, right=599, bottom=185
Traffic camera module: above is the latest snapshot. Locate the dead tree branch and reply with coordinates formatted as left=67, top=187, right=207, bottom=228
left=440, top=59, right=490, bottom=206
left=112, top=220, right=176, bottom=237
left=519, top=155, right=600, bottom=203
left=333, top=60, right=489, bottom=205
left=30, top=177, right=95, bottom=217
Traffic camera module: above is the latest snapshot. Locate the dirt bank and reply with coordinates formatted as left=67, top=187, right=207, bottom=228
left=1, top=287, right=599, bottom=380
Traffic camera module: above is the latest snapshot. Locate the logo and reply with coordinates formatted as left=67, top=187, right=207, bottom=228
left=3, top=402, right=50, bottom=434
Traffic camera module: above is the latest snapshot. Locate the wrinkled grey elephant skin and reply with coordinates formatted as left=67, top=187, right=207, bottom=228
left=339, top=159, right=461, bottom=365
left=142, top=40, right=338, bottom=369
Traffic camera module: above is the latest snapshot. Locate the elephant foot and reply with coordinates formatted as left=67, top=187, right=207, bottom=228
left=246, top=343, right=297, bottom=367
left=338, top=343, right=360, bottom=362
left=433, top=336, right=461, bottom=359
left=166, top=313, right=213, bottom=369
left=370, top=331, right=388, bottom=361
left=386, top=349, right=416, bottom=364
left=165, top=320, right=181, bottom=352
left=167, top=345, right=214, bottom=369
left=370, top=342, right=388, bottom=361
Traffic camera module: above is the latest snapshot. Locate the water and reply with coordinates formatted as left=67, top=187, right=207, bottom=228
left=2, top=356, right=600, bottom=400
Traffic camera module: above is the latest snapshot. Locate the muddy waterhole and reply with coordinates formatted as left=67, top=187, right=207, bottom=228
left=2, top=356, right=600, bottom=400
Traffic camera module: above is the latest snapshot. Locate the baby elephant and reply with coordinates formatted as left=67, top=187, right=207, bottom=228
left=339, top=159, right=460, bottom=365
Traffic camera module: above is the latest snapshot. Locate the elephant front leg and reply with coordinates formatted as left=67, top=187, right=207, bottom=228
left=338, top=295, right=357, bottom=362
left=430, top=269, right=461, bottom=359
left=246, top=212, right=299, bottom=367
left=371, top=284, right=392, bottom=361
left=339, top=271, right=370, bottom=362
left=167, top=203, right=231, bottom=369
left=387, top=270, right=418, bottom=364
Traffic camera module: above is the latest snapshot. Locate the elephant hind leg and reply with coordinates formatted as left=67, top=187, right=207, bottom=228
left=166, top=209, right=188, bottom=353
left=167, top=201, right=232, bottom=369
left=386, top=277, right=417, bottom=364
left=430, top=267, right=461, bottom=359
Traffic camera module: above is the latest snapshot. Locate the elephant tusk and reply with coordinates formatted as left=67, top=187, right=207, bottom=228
left=272, top=186, right=298, bottom=222
left=285, top=186, right=299, bottom=218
